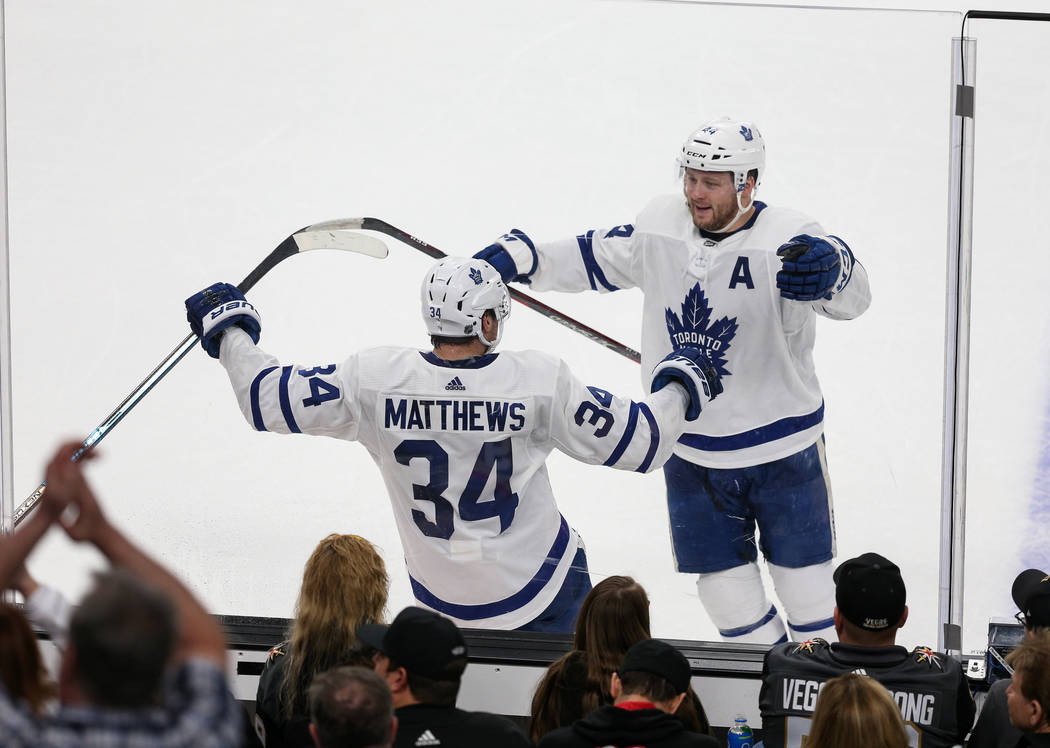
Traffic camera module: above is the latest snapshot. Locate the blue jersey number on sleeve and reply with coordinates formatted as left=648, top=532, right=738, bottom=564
left=298, top=365, right=341, bottom=408
left=604, top=224, right=634, bottom=239
left=395, top=438, right=519, bottom=538
left=573, top=386, right=615, bottom=438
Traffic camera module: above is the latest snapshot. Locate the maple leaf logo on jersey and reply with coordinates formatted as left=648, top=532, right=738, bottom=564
left=913, top=647, right=944, bottom=670
left=665, top=283, right=738, bottom=378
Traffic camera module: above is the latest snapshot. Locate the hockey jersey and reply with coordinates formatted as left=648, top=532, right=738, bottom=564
left=218, top=329, right=689, bottom=629
left=522, top=196, right=871, bottom=468
left=759, top=638, right=976, bottom=748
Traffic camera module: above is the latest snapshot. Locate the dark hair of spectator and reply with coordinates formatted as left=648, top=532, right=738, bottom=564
left=1007, top=627, right=1050, bottom=721
left=573, top=575, right=651, bottom=697
left=807, top=673, right=909, bottom=748
left=617, top=670, right=679, bottom=705
left=0, top=603, right=55, bottom=714
left=309, top=666, right=394, bottom=748
left=385, top=654, right=467, bottom=707
left=283, top=534, right=389, bottom=717
left=70, top=569, right=177, bottom=708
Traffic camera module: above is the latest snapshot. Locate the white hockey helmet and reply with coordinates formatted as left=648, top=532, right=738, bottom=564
left=678, top=117, right=765, bottom=195
left=421, top=257, right=511, bottom=348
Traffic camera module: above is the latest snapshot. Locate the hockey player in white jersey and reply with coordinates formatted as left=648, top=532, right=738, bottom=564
left=474, top=117, right=871, bottom=644
left=185, top=257, right=722, bottom=632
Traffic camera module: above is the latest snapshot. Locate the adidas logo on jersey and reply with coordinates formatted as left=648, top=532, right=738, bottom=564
left=414, top=730, right=441, bottom=746
left=445, top=377, right=466, bottom=391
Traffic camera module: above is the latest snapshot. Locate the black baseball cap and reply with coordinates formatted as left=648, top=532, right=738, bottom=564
left=834, top=552, right=907, bottom=632
left=619, top=639, right=692, bottom=694
left=1012, top=569, right=1050, bottom=628
left=357, top=607, right=468, bottom=681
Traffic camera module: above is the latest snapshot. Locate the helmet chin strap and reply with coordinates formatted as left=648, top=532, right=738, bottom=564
left=710, top=188, right=756, bottom=234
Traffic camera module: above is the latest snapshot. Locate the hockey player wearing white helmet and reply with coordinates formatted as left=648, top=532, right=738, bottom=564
left=475, top=117, right=871, bottom=644
left=185, top=258, right=722, bottom=633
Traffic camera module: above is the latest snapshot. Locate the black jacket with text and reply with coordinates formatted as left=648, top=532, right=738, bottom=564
left=759, top=638, right=974, bottom=748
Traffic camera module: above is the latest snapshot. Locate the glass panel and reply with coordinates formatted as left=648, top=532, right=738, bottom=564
left=965, top=17, right=1050, bottom=652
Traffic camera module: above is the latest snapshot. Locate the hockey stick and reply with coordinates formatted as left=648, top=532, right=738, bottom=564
left=12, top=221, right=388, bottom=527
left=346, top=217, right=642, bottom=364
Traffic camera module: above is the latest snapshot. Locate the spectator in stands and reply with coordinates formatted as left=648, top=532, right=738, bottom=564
left=308, top=666, right=397, bottom=748
left=359, top=606, right=532, bottom=748
left=0, top=441, right=242, bottom=746
left=255, top=533, right=389, bottom=748
left=538, top=638, right=717, bottom=748
left=760, top=551, right=974, bottom=748
left=1005, top=628, right=1050, bottom=745
left=969, top=568, right=1050, bottom=748
left=0, top=603, right=54, bottom=715
left=806, top=672, right=909, bottom=748
left=529, top=575, right=710, bottom=742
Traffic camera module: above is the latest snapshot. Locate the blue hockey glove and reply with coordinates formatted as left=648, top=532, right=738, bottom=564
left=776, top=234, right=855, bottom=301
left=650, top=346, right=723, bottom=421
left=474, top=228, right=538, bottom=284
left=185, top=282, right=261, bottom=359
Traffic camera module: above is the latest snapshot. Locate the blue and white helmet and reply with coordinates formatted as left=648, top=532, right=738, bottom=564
left=678, top=117, right=765, bottom=195
left=421, top=257, right=511, bottom=348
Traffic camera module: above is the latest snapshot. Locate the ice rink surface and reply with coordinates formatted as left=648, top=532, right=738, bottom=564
left=3, top=0, right=1049, bottom=652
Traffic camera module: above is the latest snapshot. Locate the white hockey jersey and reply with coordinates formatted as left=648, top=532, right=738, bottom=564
left=218, top=329, right=689, bottom=629
left=521, top=196, right=871, bottom=469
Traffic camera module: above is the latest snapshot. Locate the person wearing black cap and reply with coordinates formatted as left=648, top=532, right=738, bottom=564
left=968, top=568, right=1050, bottom=748
left=537, top=639, right=718, bottom=748
left=358, top=606, right=531, bottom=748
left=759, top=552, right=974, bottom=748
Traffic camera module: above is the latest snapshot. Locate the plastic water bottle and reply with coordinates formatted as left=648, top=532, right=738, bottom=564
left=727, top=714, right=754, bottom=748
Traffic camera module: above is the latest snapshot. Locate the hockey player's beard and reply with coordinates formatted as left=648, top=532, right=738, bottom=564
left=687, top=196, right=738, bottom=233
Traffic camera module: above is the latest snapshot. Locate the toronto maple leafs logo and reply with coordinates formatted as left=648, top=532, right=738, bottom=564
left=469, top=267, right=483, bottom=285
left=665, top=284, right=738, bottom=378
left=740, top=125, right=754, bottom=142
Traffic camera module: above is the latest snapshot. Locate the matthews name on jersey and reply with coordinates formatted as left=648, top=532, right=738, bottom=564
left=518, top=194, right=871, bottom=469
left=217, top=328, right=689, bottom=629
left=758, top=638, right=975, bottom=748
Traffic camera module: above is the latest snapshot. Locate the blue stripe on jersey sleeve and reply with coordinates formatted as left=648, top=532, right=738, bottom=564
left=576, top=230, right=619, bottom=292
left=249, top=366, right=279, bottom=431
left=278, top=366, right=302, bottom=434
left=635, top=403, right=660, bottom=473
left=408, top=516, right=571, bottom=620
left=677, top=402, right=824, bottom=452
left=603, top=400, right=640, bottom=468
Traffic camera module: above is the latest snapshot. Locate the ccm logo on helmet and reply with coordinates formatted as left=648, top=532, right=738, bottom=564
left=210, top=301, right=256, bottom=319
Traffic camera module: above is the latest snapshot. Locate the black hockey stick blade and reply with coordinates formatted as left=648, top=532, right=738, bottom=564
left=13, top=223, right=387, bottom=526
left=345, top=217, right=642, bottom=364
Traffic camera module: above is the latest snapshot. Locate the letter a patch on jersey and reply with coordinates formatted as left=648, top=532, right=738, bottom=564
left=664, top=283, right=738, bottom=378
left=729, top=256, right=755, bottom=289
